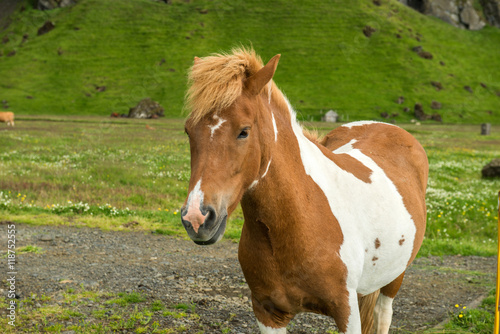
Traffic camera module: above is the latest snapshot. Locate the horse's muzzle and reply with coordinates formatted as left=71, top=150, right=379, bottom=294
left=181, top=205, right=228, bottom=245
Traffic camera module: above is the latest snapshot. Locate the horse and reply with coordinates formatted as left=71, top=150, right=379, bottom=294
left=0, top=112, right=15, bottom=127
left=181, top=48, right=428, bottom=334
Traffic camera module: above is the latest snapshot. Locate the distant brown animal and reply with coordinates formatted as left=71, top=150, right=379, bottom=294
left=145, top=124, right=155, bottom=130
left=0, top=112, right=14, bottom=126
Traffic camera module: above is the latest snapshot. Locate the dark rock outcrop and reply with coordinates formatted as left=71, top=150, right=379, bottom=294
left=363, top=26, right=376, bottom=37
left=431, top=101, right=442, bottom=109
left=37, top=21, right=55, bottom=36
left=482, top=159, right=500, bottom=178
left=127, top=98, right=164, bottom=119
left=399, top=0, right=487, bottom=30
left=38, top=0, right=78, bottom=10
left=480, top=0, right=500, bottom=28
left=415, top=103, right=442, bottom=122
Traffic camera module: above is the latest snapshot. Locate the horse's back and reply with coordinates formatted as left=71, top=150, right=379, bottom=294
left=321, top=121, right=428, bottom=192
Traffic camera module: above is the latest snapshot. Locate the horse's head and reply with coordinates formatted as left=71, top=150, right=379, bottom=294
left=181, top=51, right=280, bottom=245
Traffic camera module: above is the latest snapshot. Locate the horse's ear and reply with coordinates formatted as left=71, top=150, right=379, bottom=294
left=245, top=54, right=281, bottom=96
left=194, top=56, right=202, bottom=65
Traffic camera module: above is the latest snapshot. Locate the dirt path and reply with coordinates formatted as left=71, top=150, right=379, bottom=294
left=0, top=222, right=496, bottom=333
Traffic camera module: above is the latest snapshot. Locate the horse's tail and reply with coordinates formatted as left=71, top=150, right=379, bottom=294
left=359, top=289, right=380, bottom=334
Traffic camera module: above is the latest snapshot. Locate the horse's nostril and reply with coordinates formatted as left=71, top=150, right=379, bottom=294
left=202, top=206, right=217, bottom=229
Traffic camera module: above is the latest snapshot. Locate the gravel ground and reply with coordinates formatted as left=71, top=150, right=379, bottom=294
left=0, top=221, right=496, bottom=333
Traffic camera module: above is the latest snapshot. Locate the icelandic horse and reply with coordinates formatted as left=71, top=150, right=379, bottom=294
left=181, top=48, right=428, bottom=334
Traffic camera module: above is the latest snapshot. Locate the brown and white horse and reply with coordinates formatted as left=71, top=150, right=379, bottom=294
left=181, top=48, right=428, bottom=334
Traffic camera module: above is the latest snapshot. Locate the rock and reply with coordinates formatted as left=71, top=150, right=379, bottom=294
left=127, top=98, right=164, bottom=119
left=2, top=35, right=9, bottom=44
left=7, top=50, right=16, bottom=57
left=38, top=0, right=78, bottom=10
left=482, top=159, right=500, bottom=178
left=430, top=113, right=443, bottom=122
left=396, top=96, right=405, bottom=104
left=460, top=5, right=486, bottom=30
left=37, top=21, right=55, bottom=36
left=95, top=86, right=106, bottom=92
left=418, top=51, right=433, bottom=59
left=412, top=45, right=423, bottom=53
left=380, top=112, right=389, bottom=118
left=363, top=25, right=376, bottom=37
left=431, top=81, right=443, bottom=90
left=480, top=0, right=500, bottom=28
left=414, top=103, right=427, bottom=121
left=430, top=101, right=442, bottom=109
left=440, top=61, right=446, bottom=66
left=403, top=107, right=410, bottom=112
left=40, top=235, right=53, bottom=242
left=480, top=82, right=488, bottom=88
left=464, top=85, right=473, bottom=93
left=398, top=0, right=487, bottom=30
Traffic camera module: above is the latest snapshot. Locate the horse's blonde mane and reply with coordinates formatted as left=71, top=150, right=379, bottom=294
left=185, top=47, right=265, bottom=125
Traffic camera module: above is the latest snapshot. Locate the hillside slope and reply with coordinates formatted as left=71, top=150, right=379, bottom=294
left=0, top=0, right=499, bottom=123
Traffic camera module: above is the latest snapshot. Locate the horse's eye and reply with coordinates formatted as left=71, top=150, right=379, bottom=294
left=238, top=129, right=249, bottom=139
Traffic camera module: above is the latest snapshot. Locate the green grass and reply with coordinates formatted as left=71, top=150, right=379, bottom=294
left=440, top=288, right=496, bottom=333
left=1, top=0, right=500, bottom=123
left=1, top=118, right=499, bottom=257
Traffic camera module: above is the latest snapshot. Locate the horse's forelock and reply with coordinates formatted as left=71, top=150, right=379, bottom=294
left=185, top=47, right=264, bottom=125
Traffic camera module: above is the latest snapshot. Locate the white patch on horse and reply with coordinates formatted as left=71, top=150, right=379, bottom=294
left=333, top=139, right=358, bottom=155
left=262, top=159, right=272, bottom=178
left=374, top=294, right=394, bottom=334
left=342, top=120, right=396, bottom=129
left=271, top=112, right=278, bottom=142
left=248, top=159, right=272, bottom=190
left=208, top=115, right=227, bottom=139
left=183, top=179, right=207, bottom=233
left=257, top=320, right=287, bottom=334
left=285, top=97, right=416, bottom=331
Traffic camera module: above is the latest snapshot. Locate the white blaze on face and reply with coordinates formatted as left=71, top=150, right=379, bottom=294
left=183, top=179, right=208, bottom=233
left=208, top=115, right=227, bottom=139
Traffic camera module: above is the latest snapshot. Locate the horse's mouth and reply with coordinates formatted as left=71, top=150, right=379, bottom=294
left=190, top=215, right=227, bottom=246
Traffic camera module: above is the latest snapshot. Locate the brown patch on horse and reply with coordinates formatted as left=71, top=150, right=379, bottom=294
left=374, top=238, right=381, bottom=249
left=320, top=134, right=373, bottom=184
left=399, top=236, right=405, bottom=246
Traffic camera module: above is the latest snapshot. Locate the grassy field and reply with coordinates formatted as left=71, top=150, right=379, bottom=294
left=1, top=117, right=499, bottom=332
left=1, top=117, right=499, bottom=255
left=1, top=0, right=500, bottom=123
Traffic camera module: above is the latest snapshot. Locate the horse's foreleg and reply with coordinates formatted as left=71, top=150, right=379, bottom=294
left=252, top=295, right=293, bottom=334
left=374, top=272, right=405, bottom=334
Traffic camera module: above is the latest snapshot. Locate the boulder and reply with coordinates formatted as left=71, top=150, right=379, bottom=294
left=431, top=81, right=443, bottom=90
left=430, top=101, right=442, bottom=109
left=363, top=26, right=376, bottom=37
left=398, top=0, right=487, bottom=30
left=38, top=0, right=78, bottom=10
left=37, top=21, right=55, bottom=36
left=480, top=0, right=500, bottom=28
left=482, top=159, right=500, bottom=178
left=127, top=98, right=164, bottom=119
left=414, top=103, right=428, bottom=121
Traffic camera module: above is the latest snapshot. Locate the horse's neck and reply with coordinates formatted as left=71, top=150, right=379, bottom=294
left=241, top=103, right=322, bottom=230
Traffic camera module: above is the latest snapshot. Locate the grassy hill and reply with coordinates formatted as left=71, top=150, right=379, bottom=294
left=0, top=0, right=499, bottom=123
